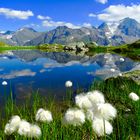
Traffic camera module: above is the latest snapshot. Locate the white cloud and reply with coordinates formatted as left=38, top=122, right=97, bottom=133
left=25, top=23, right=40, bottom=28
left=0, top=69, right=36, bottom=79
left=96, top=0, right=108, bottom=4
left=89, top=13, right=97, bottom=17
left=97, top=4, right=140, bottom=23
left=0, top=8, right=34, bottom=20
left=37, top=15, right=51, bottom=20
left=83, top=23, right=92, bottom=28
left=42, top=20, right=80, bottom=29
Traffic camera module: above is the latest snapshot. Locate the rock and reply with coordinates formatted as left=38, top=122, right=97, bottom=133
left=123, top=70, right=140, bottom=85
left=64, top=42, right=89, bottom=52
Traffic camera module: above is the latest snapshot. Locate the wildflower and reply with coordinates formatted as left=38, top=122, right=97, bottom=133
left=28, top=124, right=42, bottom=138
left=65, top=81, right=73, bottom=87
left=95, top=103, right=117, bottom=120
left=75, top=93, right=93, bottom=109
left=92, top=118, right=113, bottom=136
left=110, top=68, right=115, bottom=72
left=4, top=123, right=15, bottom=135
left=129, top=92, right=139, bottom=101
left=120, top=58, right=125, bottom=62
left=2, top=81, right=8, bottom=86
left=35, top=108, right=53, bottom=123
left=85, top=110, right=94, bottom=121
left=4, top=115, right=21, bottom=135
left=18, top=120, right=31, bottom=136
left=18, top=120, right=41, bottom=138
left=87, top=90, right=105, bottom=106
left=63, top=108, right=85, bottom=126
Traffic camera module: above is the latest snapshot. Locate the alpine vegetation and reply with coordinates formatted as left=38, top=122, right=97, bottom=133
left=67, top=90, right=117, bottom=136
left=94, top=103, right=117, bottom=121
left=18, top=120, right=41, bottom=138
left=75, top=93, right=93, bottom=109
left=2, top=81, right=8, bottom=86
left=92, top=118, right=113, bottom=136
left=35, top=108, right=53, bottom=123
left=27, top=124, right=42, bottom=138
left=18, top=120, right=31, bottom=136
left=85, top=109, right=94, bottom=121
left=63, top=108, right=86, bottom=126
left=65, top=81, right=73, bottom=88
left=129, top=92, right=139, bottom=101
left=86, top=90, right=105, bottom=106
left=4, top=115, right=21, bottom=135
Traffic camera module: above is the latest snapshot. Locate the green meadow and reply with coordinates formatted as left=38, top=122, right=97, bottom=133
left=0, top=76, right=139, bottom=140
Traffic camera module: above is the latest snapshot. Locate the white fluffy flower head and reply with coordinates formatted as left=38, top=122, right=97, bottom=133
left=28, top=124, right=42, bottom=138
left=87, top=90, right=105, bottom=105
left=18, top=120, right=31, bottom=136
left=64, top=108, right=85, bottom=126
left=4, top=115, right=21, bottom=135
left=36, top=108, right=53, bottom=122
left=65, top=81, right=73, bottom=87
left=75, top=93, right=93, bottom=109
left=129, top=92, right=139, bottom=101
left=85, top=110, right=94, bottom=121
left=92, top=118, right=113, bottom=136
left=95, top=103, right=117, bottom=120
left=2, top=81, right=8, bottom=86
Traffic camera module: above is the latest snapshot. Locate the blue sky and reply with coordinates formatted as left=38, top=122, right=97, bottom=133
left=0, top=0, right=140, bottom=31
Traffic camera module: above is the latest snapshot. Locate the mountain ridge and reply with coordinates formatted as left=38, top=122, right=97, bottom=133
left=1, top=18, right=140, bottom=46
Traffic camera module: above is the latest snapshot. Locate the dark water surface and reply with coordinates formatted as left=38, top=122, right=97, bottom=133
left=0, top=50, right=139, bottom=102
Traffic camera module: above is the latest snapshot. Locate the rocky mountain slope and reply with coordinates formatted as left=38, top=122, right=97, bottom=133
left=1, top=18, right=140, bottom=46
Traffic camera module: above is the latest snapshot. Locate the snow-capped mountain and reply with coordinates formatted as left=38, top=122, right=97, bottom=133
left=1, top=18, right=140, bottom=46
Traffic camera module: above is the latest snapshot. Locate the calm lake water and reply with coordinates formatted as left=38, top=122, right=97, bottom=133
left=0, top=50, right=139, bottom=102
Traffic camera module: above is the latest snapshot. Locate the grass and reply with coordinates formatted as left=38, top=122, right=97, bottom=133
left=0, top=77, right=140, bottom=139
left=0, top=44, right=64, bottom=53
left=0, top=46, right=37, bottom=51
left=88, top=43, right=140, bottom=61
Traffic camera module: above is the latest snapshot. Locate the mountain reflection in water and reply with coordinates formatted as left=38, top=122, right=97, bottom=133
left=0, top=50, right=139, bottom=103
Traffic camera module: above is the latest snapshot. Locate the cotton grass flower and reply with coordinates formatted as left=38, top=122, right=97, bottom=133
left=18, top=120, right=41, bottom=138
left=4, top=115, right=21, bottom=135
left=85, top=110, right=94, bottom=121
left=35, top=108, right=53, bottom=123
left=75, top=93, right=93, bottom=109
left=2, top=81, right=8, bottom=86
left=63, top=108, right=85, bottom=126
left=92, top=118, right=113, bottom=136
left=95, top=103, right=117, bottom=120
left=28, top=124, right=42, bottom=138
left=18, top=120, right=31, bottom=136
left=87, top=90, right=105, bottom=106
left=129, top=92, right=139, bottom=101
left=65, top=81, right=73, bottom=87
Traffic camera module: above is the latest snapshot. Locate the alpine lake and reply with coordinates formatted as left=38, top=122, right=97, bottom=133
left=0, top=49, right=139, bottom=104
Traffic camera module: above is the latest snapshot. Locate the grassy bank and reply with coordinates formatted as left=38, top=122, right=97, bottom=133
left=0, top=46, right=37, bottom=51
left=0, top=77, right=140, bottom=139
left=87, top=42, right=140, bottom=61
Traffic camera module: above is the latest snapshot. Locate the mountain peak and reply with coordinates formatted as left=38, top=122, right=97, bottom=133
left=120, top=17, right=139, bottom=25
left=18, top=27, right=37, bottom=32
left=56, top=26, right=69, bottom=30
left=98, top=22, right=109, bottom=32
